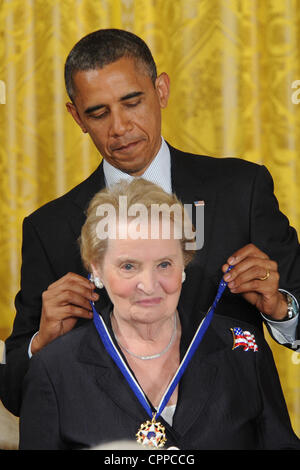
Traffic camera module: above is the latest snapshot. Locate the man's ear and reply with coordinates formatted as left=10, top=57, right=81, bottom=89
left=155, top=72, right=170, bottom=109
left=66, top=101, right=88, bottom=133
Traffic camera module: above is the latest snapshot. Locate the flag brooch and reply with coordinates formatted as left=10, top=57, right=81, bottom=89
left=231, top=327, right=258, bottom=352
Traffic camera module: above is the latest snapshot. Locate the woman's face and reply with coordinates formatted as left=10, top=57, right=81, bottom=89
left=92, top=223, right=185, bottom=325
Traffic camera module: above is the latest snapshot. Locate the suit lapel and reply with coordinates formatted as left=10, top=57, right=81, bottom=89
left=169, top=144, right=219, bottom=245
left=170, top=144, right=220, bottom=312
left=170, top=143, right=216, bottom=199
left=66, top=162, right=106, bottom=241
left=77, top=308, right=150, bottom=424
left=72, top=162, right=106, bottom=212
left=170, top=143, right=217, bottom=262
left=93, top=359, right=148, bottom=425
left=172, top=319, right=227, bottom=436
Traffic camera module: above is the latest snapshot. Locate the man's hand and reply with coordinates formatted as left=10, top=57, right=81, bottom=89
left=31, top=272, right=99, bottom=354
left=222, top=244, right=288, bottom=320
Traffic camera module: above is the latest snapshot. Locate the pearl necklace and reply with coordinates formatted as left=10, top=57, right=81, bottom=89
left=113, top=313, right=177, bottom=360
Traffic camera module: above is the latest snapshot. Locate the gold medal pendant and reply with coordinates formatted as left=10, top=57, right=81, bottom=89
left=136, top=414, right=167, bottom=448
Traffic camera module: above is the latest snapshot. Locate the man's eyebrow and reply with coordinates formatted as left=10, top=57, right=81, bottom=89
left=84, top=104, right=105, bottom=114
left=84, top=91, right=144, bottom=115
left=120, top=91, right=144, bottom=101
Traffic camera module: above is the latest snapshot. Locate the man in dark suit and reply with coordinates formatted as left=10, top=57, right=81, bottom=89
left=1, top=29, right=299, bottom=416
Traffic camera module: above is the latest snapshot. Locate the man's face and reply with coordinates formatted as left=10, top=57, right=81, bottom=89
left=66, top=57, right=170, bottom=176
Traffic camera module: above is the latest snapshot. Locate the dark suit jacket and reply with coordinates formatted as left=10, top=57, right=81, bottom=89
left=19, top=301, right=300, bottom=450
left=2, top=145, right=300, bottom=416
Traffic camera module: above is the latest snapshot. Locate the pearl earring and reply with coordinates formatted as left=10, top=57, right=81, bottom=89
left=90, top=274, right=103, bottom=289
left=94, top=277, right=104, bottom=289
left=182, top=271, right=186, bottom=283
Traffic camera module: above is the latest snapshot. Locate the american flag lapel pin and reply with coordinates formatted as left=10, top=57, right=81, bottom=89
left=194, top=200, right=205, bottom=207
left=231, top=327, right=258, bottom=352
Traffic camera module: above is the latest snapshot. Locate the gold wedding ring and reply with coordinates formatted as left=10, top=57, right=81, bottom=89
left=258, top=269, right=270, bottom=281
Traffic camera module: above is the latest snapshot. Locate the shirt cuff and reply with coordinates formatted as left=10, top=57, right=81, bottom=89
left=261, top=290, right=299, bottom=348
left=28, top=331, right=39, bottom=358
left=0, top=341, right=6, bottom=364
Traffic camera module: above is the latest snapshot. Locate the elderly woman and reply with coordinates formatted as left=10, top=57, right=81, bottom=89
left=19, top=180, right=299, bottom=450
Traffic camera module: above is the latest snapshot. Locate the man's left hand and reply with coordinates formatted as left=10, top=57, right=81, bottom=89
left=222, top=243, right=288, bottom=321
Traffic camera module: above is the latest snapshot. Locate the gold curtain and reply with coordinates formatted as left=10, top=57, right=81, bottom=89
left=0, top=0, right=300, bottom=436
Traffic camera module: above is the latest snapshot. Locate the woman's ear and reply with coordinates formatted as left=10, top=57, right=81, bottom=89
left=90, top=263, right=104, bottom=289
left=90, top=263, right=100, bottom=278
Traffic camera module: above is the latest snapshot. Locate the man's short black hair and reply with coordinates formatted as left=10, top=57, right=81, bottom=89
left=64, top=29, right=157, bottom=102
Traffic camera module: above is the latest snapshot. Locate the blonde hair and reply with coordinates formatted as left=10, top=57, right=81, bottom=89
left=79, top=179, right=195, bottom=271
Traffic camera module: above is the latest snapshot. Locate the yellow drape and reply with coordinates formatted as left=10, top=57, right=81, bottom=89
left=0, top=0, right=299, bottom=436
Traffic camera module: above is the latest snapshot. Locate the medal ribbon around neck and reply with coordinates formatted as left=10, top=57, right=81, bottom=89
left=89, top=266, right=232, bottom=447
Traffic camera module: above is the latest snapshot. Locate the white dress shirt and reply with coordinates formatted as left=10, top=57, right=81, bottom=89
left=103, top=137, right=172, bottom=194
